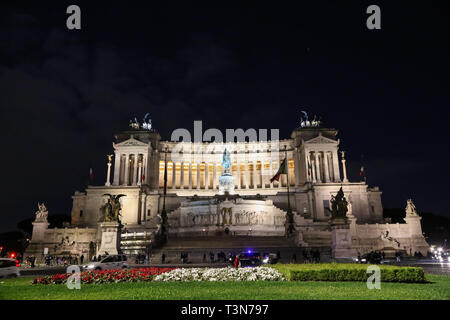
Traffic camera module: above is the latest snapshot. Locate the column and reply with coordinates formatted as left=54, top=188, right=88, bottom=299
left=270, top=160, right=274, bottom=188
left=124, top=154, right=130, bottom=186
left=341, top=151, right=349, bottom=183
left=131, top=153, right=137, bottom=185
left=245, top=162, right=249, bottom=189
left=113, top=153, right=120, bottom=186
left=172, top=161, right=176, bottom=189
left=332, top=151, right=341, bottom=182
left=311, top=154, right=317, bottom=183
left=197, top=163, right=201, bottom=190
left=261, top=162, right=267, bottom=189
left=323, top=151, right=330, bottom=182
left=314, top=152, right=321, bottom=183
left=252, top=161, right=257, bottom=188
left=213, top=163, right=217, bottom=190
left=205, top=162, right=209, bottom=189
left=137, top=161, right=142, bottom=186
left=180, top=162, right=184, bottom=189
left=277, top=160, right=281, bottom=188
left=140, top=194, right=146, bottom=224
left=304, top=151, right=311, bottom=183
left=142, top=154, right=148, bottom=185
left=294, top=150, right=300, bottom=187
left=188, top=162, right=193, bottom=189
left=105, top=161, right=112, bottom=186
left=237, top=162, right=241, bottom=189
left=327, top=152, right=334, bottom=182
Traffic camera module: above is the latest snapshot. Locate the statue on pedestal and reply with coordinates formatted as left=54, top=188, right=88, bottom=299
left=99, top=194, right=126, bottom=223
left=222, top=148, right=232, bottom=174
left=218, top=148, right=235, bottom=195
left=35, top=203, right=48, bottom=222
left=329, top=187, right=348, bottom=223
left=405, top=199, right=418, bottom=216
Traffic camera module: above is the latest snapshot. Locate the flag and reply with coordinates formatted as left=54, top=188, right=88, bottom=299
left=307, top=161, right=312, bottom=176
left=360, top=165, right=366, bottom=181
left=89, top=168, right=93, bottom=182
left=270, top=158, right=287, bottom=182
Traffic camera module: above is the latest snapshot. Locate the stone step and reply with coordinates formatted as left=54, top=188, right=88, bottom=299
left=163, top=236, right=295, bottom=249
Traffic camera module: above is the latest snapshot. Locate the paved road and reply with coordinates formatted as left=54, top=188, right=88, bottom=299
left=383, top=259, right=450, bottom=275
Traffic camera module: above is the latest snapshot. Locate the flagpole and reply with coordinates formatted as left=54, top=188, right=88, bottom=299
left=284, top=145, right=295, bottom=236
left=285, top=146, right=291, bottom=213
left=162, top=147, right=168, bottom=213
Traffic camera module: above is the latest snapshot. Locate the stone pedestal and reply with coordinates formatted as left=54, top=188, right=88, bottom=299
left=331, top=219, right=356, bottom=260
left=31, top=221, right=49, bottom=242
left=98, top=221, right=121, bottom=255
left=218, top=173, right=235, bottom=195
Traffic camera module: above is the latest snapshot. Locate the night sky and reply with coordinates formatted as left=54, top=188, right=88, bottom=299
left=1, top=1, right=449, bottom=233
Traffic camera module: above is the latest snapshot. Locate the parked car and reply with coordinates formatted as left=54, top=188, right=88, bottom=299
left=261, top=253, right=279, bottom=264
left=238, top=251, right=262, bottom=267
left=356, top=251, right=383, bottom=264
left=0, top=258, right=21, bottom=278
left=83, top=254, right=129, bottom=271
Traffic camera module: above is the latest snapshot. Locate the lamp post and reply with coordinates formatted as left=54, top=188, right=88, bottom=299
left=284, top=145, right=295, bottom=236
left=159, top=146, right=169, bottom=244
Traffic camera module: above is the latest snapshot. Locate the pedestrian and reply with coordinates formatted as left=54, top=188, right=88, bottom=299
left=80, top=254, right=84, bottom=265
left=233, top=255, right=239, bottom=268
left=161, top=252, right=166, bottom=264
left=302, top=250, right=308, bottom=263
left=203, top=253, right=207, bottom=263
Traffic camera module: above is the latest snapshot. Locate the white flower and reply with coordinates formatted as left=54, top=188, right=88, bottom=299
left=153, top=267, right=285, bottom=282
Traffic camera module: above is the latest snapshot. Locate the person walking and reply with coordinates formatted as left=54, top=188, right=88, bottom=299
left=161, top=252, right=166, bottom=264
left=233, top=254, right=239, bottom=268
left=80, top=254, right=84, bottom=265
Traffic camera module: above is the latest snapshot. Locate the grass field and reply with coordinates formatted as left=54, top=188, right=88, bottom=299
left=1, top=274, right=449, bottom=300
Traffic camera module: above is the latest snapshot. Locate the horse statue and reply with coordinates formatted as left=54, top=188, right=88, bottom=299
left=129, top=117, right=140, bottom=130
left=142, top=113, right=152, bottom=130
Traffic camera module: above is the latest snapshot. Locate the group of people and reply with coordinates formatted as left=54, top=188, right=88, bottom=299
left=21, top=254, right=86, bottom=267
left=134, top=253, right=150, bottom=264
left=301, top=249, right=321, bottom=263
left=203, top=251, right=229, bottom=263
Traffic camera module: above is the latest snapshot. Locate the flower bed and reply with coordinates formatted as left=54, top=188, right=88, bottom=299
left=153, top=267, right=285, bottom=282
left=32, top=267, right=175, bottom=285
left=270, top=264, right=426, bottom=283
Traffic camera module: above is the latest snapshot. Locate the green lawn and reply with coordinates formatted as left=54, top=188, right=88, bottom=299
left=1, top=274, right=449, bottom=300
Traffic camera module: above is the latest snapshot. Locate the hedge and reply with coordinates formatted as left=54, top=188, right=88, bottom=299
left=270, top=264, right=426, bottom=283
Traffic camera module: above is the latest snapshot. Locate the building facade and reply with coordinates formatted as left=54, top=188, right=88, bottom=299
left=26, top=119, right=429, bottom=260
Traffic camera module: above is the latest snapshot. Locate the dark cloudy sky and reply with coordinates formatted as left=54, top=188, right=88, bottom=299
left=0, top=1, right=449, bottom=232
